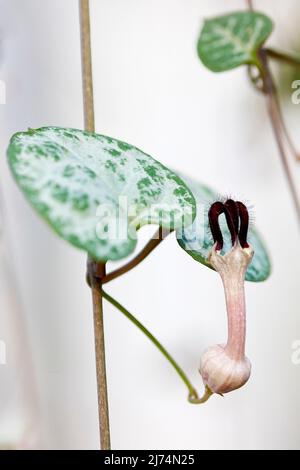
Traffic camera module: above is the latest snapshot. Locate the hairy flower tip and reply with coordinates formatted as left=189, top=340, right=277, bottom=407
left=208, top=199, right=251, bottom=251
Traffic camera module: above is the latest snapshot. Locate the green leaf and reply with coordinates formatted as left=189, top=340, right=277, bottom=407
left=176, top=173, right=271, bottom=282
left=7, top=127, right=195, bottom=261
left=197, top=11, right=273, bottom=72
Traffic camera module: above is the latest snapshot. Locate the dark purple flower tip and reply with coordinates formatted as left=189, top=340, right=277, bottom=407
left=208, top=199, right=250, bottom=251
left=208, top=202, right=225, bottom=251
left=236, top=201, right=249, bottom=248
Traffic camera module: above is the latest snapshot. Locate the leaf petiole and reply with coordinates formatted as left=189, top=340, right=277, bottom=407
left=102, top=227, right=172, bottom=284
left=266, top=48, right=300, bottom=68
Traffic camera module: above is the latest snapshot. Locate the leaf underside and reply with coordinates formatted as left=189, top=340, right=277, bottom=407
left=176, top=173, right=271, bottom=282
left=7, top=127, right=196, bottom=261
left=197, top=11, right=273, bottom=72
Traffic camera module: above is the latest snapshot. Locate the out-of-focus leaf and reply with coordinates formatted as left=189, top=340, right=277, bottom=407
left=198, top=11, right=273, bottom=72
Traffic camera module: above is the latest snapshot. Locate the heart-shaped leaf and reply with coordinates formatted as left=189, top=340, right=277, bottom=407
left=176, top=173, right=271, bottom=282
left=7, top=127, right=195, bottom=261
left=198, top=11, right=273, bottom=72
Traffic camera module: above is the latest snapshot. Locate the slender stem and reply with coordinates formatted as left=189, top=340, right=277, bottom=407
left=88, top=260, right=111, bottom=450
left=103, top=228, right=172, bottom=284
left=79, top=0, right=111, bottom=449
left=246, top=0, right=254, bottom=10
left=248, top=61, right=300, bottom=161
left=246, top=10, right=300, bottom=162
left=274, top=90, right=300, bottom=162
left=79, top=0, right=95, bottom=133
left=247, top=5, right=300, bottom=163
left=258, top=50, right=300, bottom=225
left=102, top=289, right=212, bottom=404
left=267, top=95, right=300, bottom=221
left=102, top=289, right=195, bottom=396
left=248, top=52, right=300, bottom=161
left=266, top=52, right=300, bottom=161
left=266, top=48, right=300, bottom=68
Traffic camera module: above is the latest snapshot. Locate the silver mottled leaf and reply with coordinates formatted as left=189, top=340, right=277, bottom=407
left=8, top=127, right=196, bottom=261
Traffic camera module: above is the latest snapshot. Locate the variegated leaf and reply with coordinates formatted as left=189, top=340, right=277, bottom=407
left=7, top=127, right=195, bottom=261
left=198, top=11, right=273, bottom=72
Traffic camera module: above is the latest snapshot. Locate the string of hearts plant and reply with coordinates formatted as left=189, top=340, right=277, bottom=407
left=5, top=1, right=273, bottom=451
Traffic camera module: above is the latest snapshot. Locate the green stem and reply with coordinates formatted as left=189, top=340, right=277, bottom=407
left=266, top=48, right=300, bottom=68
left=102, top=289, right=211, bottom=404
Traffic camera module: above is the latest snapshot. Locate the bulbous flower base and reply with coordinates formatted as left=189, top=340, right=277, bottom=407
left=200, top=344, right=251, bottom=394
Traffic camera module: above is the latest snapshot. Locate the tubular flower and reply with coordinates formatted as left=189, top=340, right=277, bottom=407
left=200, top=200, right=254, bottom=395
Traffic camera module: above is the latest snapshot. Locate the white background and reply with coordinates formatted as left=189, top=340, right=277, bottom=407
left=0, top=0, right=300, bottom=449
